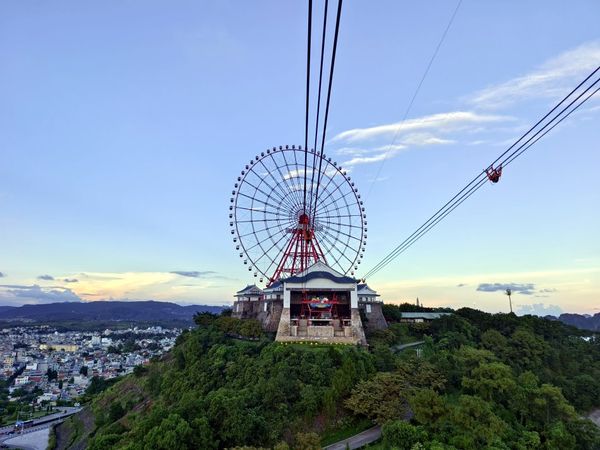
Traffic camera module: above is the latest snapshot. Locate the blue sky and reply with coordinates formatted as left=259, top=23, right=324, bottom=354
left=1, top=1, right=599, bottom=315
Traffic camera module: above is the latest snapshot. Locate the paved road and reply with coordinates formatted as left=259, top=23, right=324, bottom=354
left=3, top=427, right=50, bottom=450
left=0, top=407, right=81, bottom=444
left=323, top=426, right=382, bottom=450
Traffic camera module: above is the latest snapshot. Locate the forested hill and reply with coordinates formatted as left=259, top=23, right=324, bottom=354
left=0, top=301, right=224, bottom=329
left=52, top=308, right=600, bottom=450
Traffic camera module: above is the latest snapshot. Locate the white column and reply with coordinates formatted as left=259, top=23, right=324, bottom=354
left=351, top=285, right=358, bottom=308
left=284, top=288, right=291, bottom=308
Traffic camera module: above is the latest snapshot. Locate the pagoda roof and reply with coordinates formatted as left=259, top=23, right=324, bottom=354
left=357, top=284, right=379, bottom=296
left=235, top=284, right=263, bottom=295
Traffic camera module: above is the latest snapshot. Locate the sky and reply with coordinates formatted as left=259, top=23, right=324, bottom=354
left=1, top=1, right=599, bottom=315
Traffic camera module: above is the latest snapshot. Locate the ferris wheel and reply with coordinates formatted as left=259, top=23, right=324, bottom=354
left=229, top=145, right=367, bottom=285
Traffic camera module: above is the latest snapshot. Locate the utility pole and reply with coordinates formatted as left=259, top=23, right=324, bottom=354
left=505, top=288, right=513, bottom=313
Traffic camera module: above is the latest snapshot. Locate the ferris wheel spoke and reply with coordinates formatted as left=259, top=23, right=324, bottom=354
left=281, top=149, right=305, bottom=209
left=315, top=230, right=352, bottom=271
left=307, top=151, right=319, bottom=220
left=291, top=149, right=313, bottom=213
left=236, top=217, right=292, bottom=224
left=238, top=222, right=288, bottom=239
left=270, top=151, right=304, bottom=210
left=315, top=213, right=362, bottom=221
left=243, top=176, right=298, bottom=214
left=318, top=229, right=357, bottom=267
left=314, top=230, right=337, bottom=265
left=315, top=179, right=353, bottom=212
left=318, top=197, right=359, bottom=222
left=235, top=205, right=288, bottom=218
left=320, top=224, right=361, bottom=242
left=255, top=158, right=302, bottom=212
left=244, top=168, right=293, bottom=206
left=311, top=167, right=340, bottom=210
left=250, top=232, right=291, bottom=271
left=316, top=190, right=358, bottom=217
left=318, top=221, right=362, bottom=230
left=246, top=246, right=280, bottom=278
left=237, top=191, right=289, bottom=213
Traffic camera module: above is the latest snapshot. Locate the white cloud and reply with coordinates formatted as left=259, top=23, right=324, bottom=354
left=516, top=303, right=563, bottom=317
left=470, top=41, right=600, bottom=109
left=331, top=111, right=508, bottom=143
left=398, top=133, right=456, bottom=146
left=343, top=151, right=397, bottom=167
left=283, top=168, right=313, bottom=180
left=0, top=285, right=81, bottom=305
left=339, top=135, right=457, bottom=168
left=329, top=41, right=598, bottom=170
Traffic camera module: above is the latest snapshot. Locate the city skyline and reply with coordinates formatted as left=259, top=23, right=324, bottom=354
left=1, top=1, right=599, bottom=315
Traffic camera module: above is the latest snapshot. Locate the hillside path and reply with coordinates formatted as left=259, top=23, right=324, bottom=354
left=588, top=409, right=600, bottom=427
left=391, top=340, right=425, bottom=352
left=323, top=425, right=382, bottom=450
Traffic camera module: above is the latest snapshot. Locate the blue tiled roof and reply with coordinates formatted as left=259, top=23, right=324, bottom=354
left=285, top=271, right=357, bottom=284
left=236, top=284, right=263, bottom=295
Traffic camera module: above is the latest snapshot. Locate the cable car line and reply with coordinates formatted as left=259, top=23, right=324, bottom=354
left=308, top=0, right=330, bottom=220
left=312, top=0, right=343, bottom=222
left=362, top=68, right=600, bottom=281
left=303, top=0, right=313, bottom=213
left=365, top=0, right=463, bottom=200
left=363, top=73, right=600, bottom=280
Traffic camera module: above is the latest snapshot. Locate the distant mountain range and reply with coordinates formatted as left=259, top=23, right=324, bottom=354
left=1, top=302, right=597, bottom=332
left=0, top=301, right=226, bottom=329
left=547, top=313, right=600, bottom=332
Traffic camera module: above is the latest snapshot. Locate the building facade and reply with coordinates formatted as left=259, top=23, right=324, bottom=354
left=232, top=262, right=388, bottom=344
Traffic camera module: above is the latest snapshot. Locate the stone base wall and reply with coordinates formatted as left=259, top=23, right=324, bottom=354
left=275, top=307, right=367, bottom=346
left=232, top=299, right=284, bottom=333
left=275, top=307, right=291, bottom=339
left=359, top=302, right=388, bottom=332
left=232, top=300, right=260, bottom=319
left=256, top=299, right=283, bottom=332
left=351, top=308, right=368, bottom=346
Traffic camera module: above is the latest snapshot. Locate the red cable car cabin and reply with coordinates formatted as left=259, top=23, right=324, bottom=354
left=486, top=164, right=502, bottom=183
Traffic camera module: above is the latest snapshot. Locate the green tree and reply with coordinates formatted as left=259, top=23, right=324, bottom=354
left=409, top=389, right=447, bottom=426
left=194, top=312, right=218, bottom=327
left=294, top=432, right=320, bottom=450
left=446, top=395, right=507, bottom=449
left=480, top=329, right=507, bottom=356
left=345, top=373, right=409, bottom=424
left=461, top=361, right=516, bottom=402
left=543, top=422, right=576, bottom=450
left=108, top=401, right=125, bottom=423
left=382, top=420, right=427, bottom=450
left=142, top=413, right=196, bottom=450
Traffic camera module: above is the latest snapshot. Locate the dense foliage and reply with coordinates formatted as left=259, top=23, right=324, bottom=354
left=65, top=308, right=599, bottom=450
left=351, top=308, right=600, bottom=449
left=85, top=314, right=375, bottom=449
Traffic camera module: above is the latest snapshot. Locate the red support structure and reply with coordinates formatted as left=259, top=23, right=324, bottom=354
left=269, top=213, right=326, bottom=285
